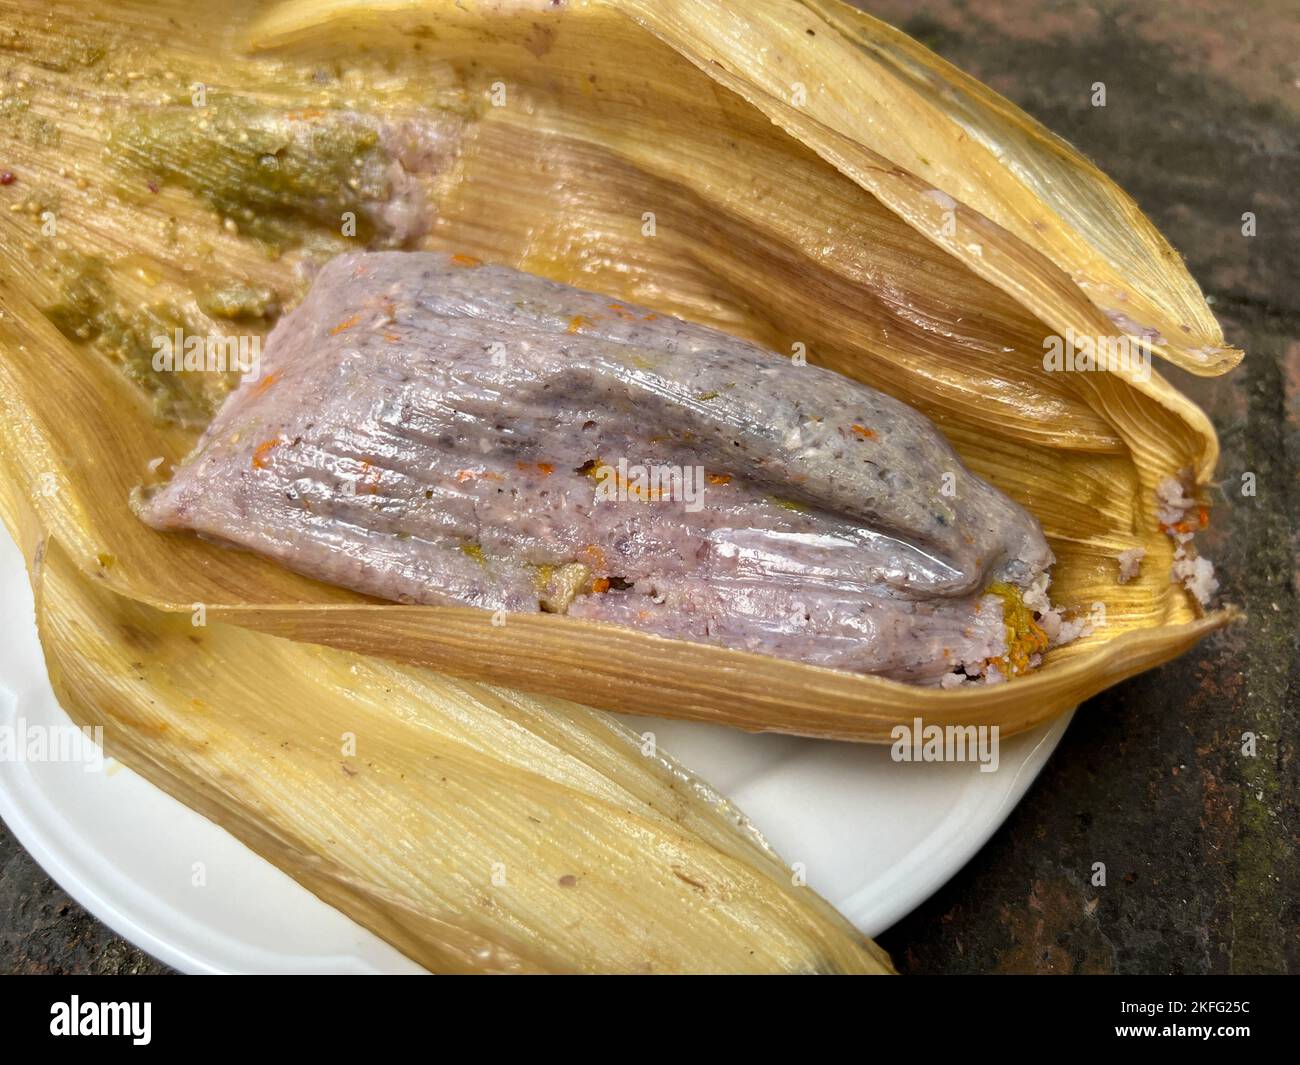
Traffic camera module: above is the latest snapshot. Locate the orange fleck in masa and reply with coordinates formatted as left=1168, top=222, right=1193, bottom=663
left=592, top=577, right=611, bottom=594
left=986, top=582, right=1049, bottom=676
left=454, top=467, right=501, bottom=484
left=359, top=459, right=381, bottom=494
left=329, top=313, right=361, bottom=336
left=851, top=424, right=877, bottom=440
left=581, top=543, right=607, bottom=570
left=567, top=314, right=592, bottom=334
left=515, top=461, right=555, bottom=476
left=383, top=331, right=401, bottom=342
left=249, top=371, right=280, bottom=397
left=707, top=472, right=732, bottom=485
left=251, top=437, right=282, bottom=469
left=1160, top=504, right=1211, bottom=536
left=450, top=254, right=482, bottom=268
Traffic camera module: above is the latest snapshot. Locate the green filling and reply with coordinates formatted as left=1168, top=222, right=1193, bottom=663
left=0, top=93, right=61, bottom=147
left=44, top=254, right=240, bottom=426
left=199, top=281, right=279, bottom=320
left=109, top=99, right=395, bottom=249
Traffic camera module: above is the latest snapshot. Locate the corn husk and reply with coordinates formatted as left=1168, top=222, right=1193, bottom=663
left=0, top=0, right=1237, bottom=744
left=0, top=474, right=892, bottom=973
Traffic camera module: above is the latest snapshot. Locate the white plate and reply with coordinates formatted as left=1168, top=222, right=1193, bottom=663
left=0, top=527, right=1071, bottom=973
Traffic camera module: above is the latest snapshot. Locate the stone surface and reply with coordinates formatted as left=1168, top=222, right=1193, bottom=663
left=0, top=826, right=168, bottom=974
left=0, top=0, right=1295, bottom=974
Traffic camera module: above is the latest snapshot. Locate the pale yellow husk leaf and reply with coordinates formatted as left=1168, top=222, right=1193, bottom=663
left=0, top=476, right=892, bottom=973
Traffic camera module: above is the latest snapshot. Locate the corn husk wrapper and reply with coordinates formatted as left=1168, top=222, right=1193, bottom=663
left=0, top=0, right=1238, bottom=746
left=0, top=475, right=892, bottom=973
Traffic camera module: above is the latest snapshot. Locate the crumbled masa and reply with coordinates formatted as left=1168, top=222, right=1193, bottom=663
left=941, top=577, right=1079, bottom=687
left=1156, top=475, right=1219, bottom=607
left=1117, top=546, right=1145, bottom=584
left=1022, top=572, right=1093, bottom=648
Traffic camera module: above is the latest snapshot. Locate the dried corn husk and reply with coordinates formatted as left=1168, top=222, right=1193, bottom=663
left=0, top=478, right=891, bottom=973
left=0, top=0, right=1237, bottom=749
